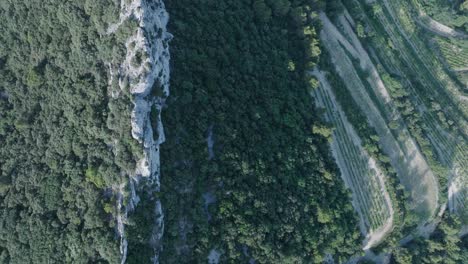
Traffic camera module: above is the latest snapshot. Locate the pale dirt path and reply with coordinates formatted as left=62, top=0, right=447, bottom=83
left=363, top=0, right=468, bottom=238
left=312, top=69, right=394, bottom=249
left=378, top=0, right=468, bottom=222
left=416, top=18, right=468, bottom=39
left=336, top=14, right=393, bottom=104
left=415, top=7, right=468, bottom=40
left=374, top=1, right=468, bottom=212
left=320, top=12, right=439, bottom=222
left=378, top=0, right=468, bottom=124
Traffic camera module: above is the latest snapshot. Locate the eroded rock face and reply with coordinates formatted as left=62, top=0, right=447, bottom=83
left=107, top=0, right=171, bottom=263
left=120, top=0, right=171, bottom=184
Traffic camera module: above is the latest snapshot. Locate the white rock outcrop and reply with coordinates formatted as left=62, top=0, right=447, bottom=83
left=107, top=0, right=172, bottom=263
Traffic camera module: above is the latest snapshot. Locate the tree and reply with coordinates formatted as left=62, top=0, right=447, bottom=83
left=312, top=124, right=334, bottom=140
left=461, top=1, right=468, bottom=12
left=267, top=0, right=290, bottom=16
left=357, top=23, right=365, bottom=38
left=253, top=0, right=272, bottom=23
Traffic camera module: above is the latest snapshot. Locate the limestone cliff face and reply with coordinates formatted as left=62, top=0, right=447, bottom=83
left=108, top=0, right=171, bottom=263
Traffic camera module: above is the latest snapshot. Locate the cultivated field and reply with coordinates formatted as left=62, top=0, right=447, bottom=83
left=343, top=0, right=468, bottom=227
left=319, top=12, right=440, bottom=222
left=436, top=37, right=468, bottom=72
left=346, top=0, right=467, bottom=224
left=311, top=69, right=394, bottom=249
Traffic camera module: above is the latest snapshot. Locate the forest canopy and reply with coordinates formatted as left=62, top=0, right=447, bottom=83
left=2, top=0, right=464, bottom=263
left=0, top=1, right=139, bottom=263
left=159, top=0, right=362, bottom=263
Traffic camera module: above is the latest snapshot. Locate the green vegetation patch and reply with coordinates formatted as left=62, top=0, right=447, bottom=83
left=0, top=1, right=139, bottom=262
left=159, top=0, right=362, bottom=263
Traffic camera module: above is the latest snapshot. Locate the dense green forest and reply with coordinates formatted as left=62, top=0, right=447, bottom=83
left=1, top=0, right=466, bottom=263
left=0, top=1, right=140, bottom=263
left=0, top=0, right=363, bottom=263
left=159, top=0, right=362, bottom=263
left=392, top=215, right=467, bottom=264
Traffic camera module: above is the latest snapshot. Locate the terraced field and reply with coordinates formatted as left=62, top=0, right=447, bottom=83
left=368, top=0, right=468, bottom=120
left=339, top=0, right=468, bottom=226
left=437, top=37, right=468, bottom=71
left=319, top=12, right=439, bottom=223
left=311, top=70, right=394, bottom=249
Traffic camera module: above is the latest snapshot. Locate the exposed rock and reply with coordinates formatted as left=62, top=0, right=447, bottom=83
left=207, top=125, right=215, bottom=160
left=208, top=249, right=221, bottom=264
left=107, top=0, right=171, bottom=263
